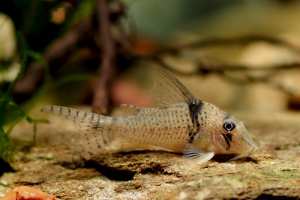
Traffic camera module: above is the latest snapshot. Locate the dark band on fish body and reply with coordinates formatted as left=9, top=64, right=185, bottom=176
left=188, top=99, right=203, bottom=143
left=188, top=99, right=203, bottom=125
left=188, top=131, right=197, bottom=143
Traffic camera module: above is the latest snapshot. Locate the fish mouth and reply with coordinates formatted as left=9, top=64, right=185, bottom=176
left=228, top=142, right=258, bottom=161
left=247, top=138, right=258, bottom=155
left=249, top=142, right=258, bottom=154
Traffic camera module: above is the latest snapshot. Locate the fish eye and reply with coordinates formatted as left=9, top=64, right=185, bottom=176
left=223, top=122, right=236, bottom=132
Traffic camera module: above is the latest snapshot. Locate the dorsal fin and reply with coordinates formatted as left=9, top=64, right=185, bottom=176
left=150, top=67, right=198, bottom=106
left=120, top=104, right=141, bottom=115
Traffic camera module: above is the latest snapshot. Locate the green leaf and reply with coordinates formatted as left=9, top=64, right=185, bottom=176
left=0, top=127, right=13, bottom=162
left=26, top=116, right=49, bottom=124
left=1, top=100, right=27, bottom=126
left=27, top=50, right=49, bottom=74
left=4, top=52, right=27, bottom=98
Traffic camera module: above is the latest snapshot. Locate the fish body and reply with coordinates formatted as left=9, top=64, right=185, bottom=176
left=42, top=67, right=258, bottom=164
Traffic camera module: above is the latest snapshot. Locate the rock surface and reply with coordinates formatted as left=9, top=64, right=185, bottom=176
left=1, top=109, right=300, bottom=199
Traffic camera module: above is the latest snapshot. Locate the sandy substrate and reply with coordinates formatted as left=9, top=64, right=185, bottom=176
left=1, top=109, right=300, bottom=199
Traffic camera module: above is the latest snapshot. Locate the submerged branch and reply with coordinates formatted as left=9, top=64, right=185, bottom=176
left=14, top=18, right=93, bottom=96
left=93, top=0, right=116, bottom=114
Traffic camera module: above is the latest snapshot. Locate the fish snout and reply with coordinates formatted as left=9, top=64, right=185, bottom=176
left=242, top=130, right=258, bottom=154
left=229, top=139, right=258, bottom=161
left=239, top=135, right=258, bottom=159
left=249, top=140, right=258, bottom=155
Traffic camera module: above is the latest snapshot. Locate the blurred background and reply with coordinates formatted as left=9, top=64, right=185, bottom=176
left=2, top=0, right=300, bottom=112
left=2, top=0, right=300, bottom=110
left=2, top=0, right=300, bottom=160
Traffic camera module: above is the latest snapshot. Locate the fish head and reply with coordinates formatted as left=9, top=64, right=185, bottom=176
left=211, top=111, right=258, bottom=160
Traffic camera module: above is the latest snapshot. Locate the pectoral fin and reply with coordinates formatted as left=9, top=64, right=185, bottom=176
left=182, top=143, right=215, bottom=165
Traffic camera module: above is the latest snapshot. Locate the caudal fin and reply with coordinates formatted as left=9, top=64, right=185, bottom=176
left=41, top=105, right=114, bottom=160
